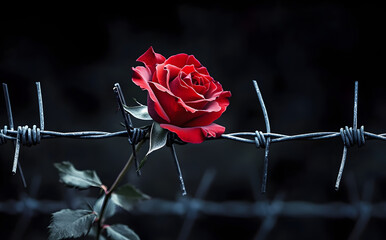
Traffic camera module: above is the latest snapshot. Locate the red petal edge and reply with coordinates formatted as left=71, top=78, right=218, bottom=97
left=137, top=47, right=166, bottom=72
left=160, top=123, right=225, bottom=144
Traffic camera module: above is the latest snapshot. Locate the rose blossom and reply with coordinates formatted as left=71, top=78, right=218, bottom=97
left=132, top=47, right=231, bottom=143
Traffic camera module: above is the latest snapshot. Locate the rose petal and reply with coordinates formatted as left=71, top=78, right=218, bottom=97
left=165, top=53, right=189, bottom=68
left=132, top=66, right=152, bottom=91
left=179, top=70, right=210, bottom=96
left=186, top=55, right=202, bottom=68
left=185, top=97, right=216, bottom=109
left=147, top=95, right=171, bottom=123
left=190, top=75, right=208, bottom=93
left=206, top=80, right=226, bottom=98
left=181, top=74, right=193, bottom=86
left=151, top=81, right=222, bottom=112
left=165, top=64, right=181, bottom=80
left=149, top=82, right=190, bottom=125
left=149, top=82, right=223, bottom=126
left=154, top=64, right=169, bottom=88
left=184, top=92, right=231, bottom=127
left=196, top=66, right=210, bottom=75
left=200, top=123, right=225, bottom=138
left=180, top=65, right=196, bottom=75
left=192, top=84, right=207, bottom=95
left=160, top=123, right=225, bottom=144
left=132, top=66, right=170, bottom=123
left=169, top=76, right=204, bottom=102
left=137, top=47, right=166, bottom=72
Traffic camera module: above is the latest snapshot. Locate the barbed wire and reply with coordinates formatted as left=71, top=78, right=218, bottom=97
left=134, top=171, right=379, bottom=240
left=0, top=171, right=382, bottom=240
left=1, top=81, right=386, bottom=193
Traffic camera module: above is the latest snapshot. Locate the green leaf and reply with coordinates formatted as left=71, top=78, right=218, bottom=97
left=88, top=226, right=107, bottom=240
left=132, top=98, right=145, bottom=106
left=106, top=224, right=140, bottom=240
left=146, top=122, right=168, bottom=156
left=123, top=104, right=152, bottom=121
left=111, top=184, right=150, bottom=212
left=94, top=196, right=116, bottom=219
left=48, top=209, right=97, bottom=240
left=54, top=161, right=103, bottom=190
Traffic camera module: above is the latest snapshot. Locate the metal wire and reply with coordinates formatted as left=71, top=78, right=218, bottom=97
left=0, top=82, right=149, bottom=189
left=113, top=83, right=145, bottom=176
left=2, top=83, right=27, bottom=188
left=221, top=130, right=386, bottom=144
left=221, top=81, right=386, bottom=192
left=1, top=81, right=386, bottom=193
left=0, top=172, right=379, bottom=240
left=253, top=80, right=271, bottom=194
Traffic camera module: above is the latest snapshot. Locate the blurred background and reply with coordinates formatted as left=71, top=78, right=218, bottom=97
left=1, top=2, right=386, bottom=239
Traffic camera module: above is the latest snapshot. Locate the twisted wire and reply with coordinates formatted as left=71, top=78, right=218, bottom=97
left=129, top=127, right=148, bottom=145
left=18, top=125, right=41, bottom=146
left=254, top=130, right=267, bottom=149
left=0, top=126, right=385, bottom=146
left=220, top=128, right=386, bottom=145
left=0, top=125, right=9, bottom=144
left=2, top=80, right=386, bottom=193
left=340, top=126, right=365, bottom=148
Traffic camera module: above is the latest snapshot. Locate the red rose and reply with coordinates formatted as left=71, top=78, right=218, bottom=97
left=132, top=47, right=231, bottom=144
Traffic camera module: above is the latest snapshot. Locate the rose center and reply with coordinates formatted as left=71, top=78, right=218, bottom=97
left=192, top=75, right=203, bottom=86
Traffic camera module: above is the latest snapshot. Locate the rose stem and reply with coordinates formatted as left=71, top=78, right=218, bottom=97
left=96, top=138, right=146, bottom=239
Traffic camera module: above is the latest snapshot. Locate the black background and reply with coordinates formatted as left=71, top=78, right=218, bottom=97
left=1, top=2, right=386, bottom=239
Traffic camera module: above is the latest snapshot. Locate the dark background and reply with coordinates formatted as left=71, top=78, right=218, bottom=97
left=1, top=2, right=386, bottom=239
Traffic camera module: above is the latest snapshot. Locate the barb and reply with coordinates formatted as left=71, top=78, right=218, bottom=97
left=219, top=81, right=386, bottom=191
left=36, top=82, right=44, bottom=130
left=335, top=81, right=360, bottom=190
left=1, top=82, right=148, bottom=189
left=168, top=132, right=187, bottom=196
left=252, top=80, right=271, bottom=193
left=2, top=81, right=386, bottom=193
left=2, top=83, right=27, bottom=188
left=113, top=83, right=144, bottom=176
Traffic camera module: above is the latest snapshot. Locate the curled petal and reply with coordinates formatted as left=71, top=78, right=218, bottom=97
left=165, top=53, right=203, bottom=69
left=186, top=55, right=202, bottom=68
left=196, top=66, right=210, bottom=75
left=154, top=64, right=169, bottom=88
left=132, top=66, right=152, bottom=91
left=180, top=65, right=196, bottom=75
left=165, top=64, right=181, bottom=80
left=137, top=47, right=166, bottom=72
left=132, top=66, right=170, bottom=123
